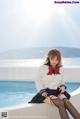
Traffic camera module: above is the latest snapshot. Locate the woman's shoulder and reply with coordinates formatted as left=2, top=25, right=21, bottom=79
left=39, top=64, right=49, bottom=72
left=38, top=64, right=48, bottom=74
left=39, top=64, right=48, bottom=70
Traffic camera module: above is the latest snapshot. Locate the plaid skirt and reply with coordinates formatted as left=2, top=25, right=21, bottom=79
left=28, top=88, right=71, bottom=103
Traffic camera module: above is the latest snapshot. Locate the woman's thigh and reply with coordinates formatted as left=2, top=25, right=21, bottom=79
left=52, top=98, right=65, bottom=108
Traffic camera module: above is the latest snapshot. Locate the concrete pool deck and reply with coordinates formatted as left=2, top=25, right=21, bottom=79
left=0, top=88, right=80, bottom=119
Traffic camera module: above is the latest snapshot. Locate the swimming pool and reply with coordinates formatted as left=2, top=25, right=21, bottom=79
left=0, top=81, right=80, bottom=108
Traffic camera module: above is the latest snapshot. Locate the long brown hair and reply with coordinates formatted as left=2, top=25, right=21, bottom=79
left=44, top=49, right=62, bottom=67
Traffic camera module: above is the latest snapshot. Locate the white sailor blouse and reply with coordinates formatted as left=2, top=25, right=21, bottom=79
left=35, top=64, right=65, bottom=91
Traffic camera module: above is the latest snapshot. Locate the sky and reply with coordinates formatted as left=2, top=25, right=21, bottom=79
left=0, top=0, right=80, bottom=53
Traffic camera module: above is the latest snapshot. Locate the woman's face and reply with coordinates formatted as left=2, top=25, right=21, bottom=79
left=49, top=56, right=59, bottom=67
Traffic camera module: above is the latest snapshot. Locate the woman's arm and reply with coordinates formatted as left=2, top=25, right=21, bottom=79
left=43, top=96, right=53, bottom=105
left=57, top=67, right=67, bottom=92
left=58, top=67, right=65, bottom=86
left=35, top=65, right=45, bottom=91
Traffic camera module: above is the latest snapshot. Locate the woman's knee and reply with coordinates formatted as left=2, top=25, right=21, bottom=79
left=63, top=98, right=69, bottom=105
left=59, top=100, right=65, bottom=107
left=52, top=99, right=65, bottom=107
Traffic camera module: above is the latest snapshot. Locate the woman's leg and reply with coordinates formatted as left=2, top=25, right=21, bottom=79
left=52, top=98, right=70, bottom=119
left=63, top=98, right=80, bottom=119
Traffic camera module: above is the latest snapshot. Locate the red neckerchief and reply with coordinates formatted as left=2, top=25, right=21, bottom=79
left=47, top=66, right=60, bottom=75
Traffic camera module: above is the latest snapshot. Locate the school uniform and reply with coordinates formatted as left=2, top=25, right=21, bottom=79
left=28, top=64, right=71, bottom=103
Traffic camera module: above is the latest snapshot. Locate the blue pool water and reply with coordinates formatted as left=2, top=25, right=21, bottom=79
left=0, top=81, right=80, bottom=108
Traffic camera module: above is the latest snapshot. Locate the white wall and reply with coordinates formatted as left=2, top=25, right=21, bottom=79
left=0, top=66, right=80, bottom=82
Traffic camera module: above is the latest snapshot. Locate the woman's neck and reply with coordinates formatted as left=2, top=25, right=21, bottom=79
left=50, top=64, right=56, bottom=68
left=52, top=65, right=56, bottom=68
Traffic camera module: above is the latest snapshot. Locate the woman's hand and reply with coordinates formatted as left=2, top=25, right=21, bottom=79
left=49, top=95, right=58, bottom=99
left=59, top=86, right=66, bottom=93
left=58, top=94, right=66, bottom=100
left=43, top=96, right=53, bottom=105
left=41, top=92, right=48, bottom=98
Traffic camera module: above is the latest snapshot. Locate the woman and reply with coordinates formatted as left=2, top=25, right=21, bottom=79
left=29, top=49, right=80, bottom=119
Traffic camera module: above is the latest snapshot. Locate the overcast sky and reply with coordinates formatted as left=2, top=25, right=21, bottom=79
left=0, top=0, right=80, bottom=53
